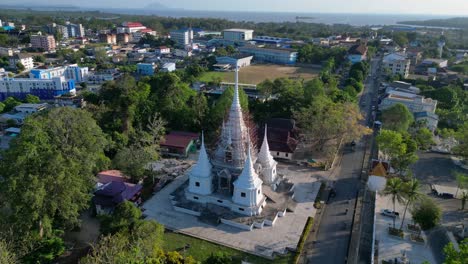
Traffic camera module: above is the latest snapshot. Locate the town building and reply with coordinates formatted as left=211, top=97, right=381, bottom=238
left=117, top=22, right=147, bottom=34
left=252, top=36, right=291, bottom=47
left=30, top=34, right=56, bottom=51
left=174, top=49, right=193, bottom=57
left=215, top=54, right=253, bottom=69
left=161, top=62, right=176, bottom=72
left=0, top=76, right=76, bottom=101
left=93, top=170, right=142, bottom=215
left=30, top=64, right=89, bottom=83
left=14, top=103, right=48, bottom=114
left=222, top=29, right=254, bottom=41
left=170, top=28, right=194, bottom=47
left=382, top=53, right=411, bottom=78
left=137, top=63, right=156, bottom=76
left=9, top=54, right=34, bottom=70
left=117, top=33, right=131, bottom=44
left=380, top=90, right=437, bottom=114
left=414, top=111, right=439, bottom=132
left=0, top=47, right=14, bottom=57
left=421, top=58, right=448, bottom=68
left=262, top=118, right=299, bottom=160
left=99, top=33, right=117, bottom=45
left=46, top=23, right=69, bottom=39
left=347, top=44, right=368, bottom=64
left=160, top=131, right=198, bottom=157
left=238, top=46, right=298, bottom=65
left=66, top=22, right=85, bottom=38
left=156, top=46, right=171, bottom=55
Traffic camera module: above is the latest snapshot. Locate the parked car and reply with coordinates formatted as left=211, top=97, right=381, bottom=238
left=382, top=209, right=400, bottom=218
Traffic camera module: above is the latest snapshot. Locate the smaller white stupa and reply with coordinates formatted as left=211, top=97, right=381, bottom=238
left=257, top=125, right=278, bottom=186
left=188, top=132, right=213, bottom=195
left=233, top=139, right=264, bottom=215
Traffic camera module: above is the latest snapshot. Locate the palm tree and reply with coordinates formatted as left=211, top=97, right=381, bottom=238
left=461, top=191, right=468, bottom=210
left=399, top=179, right=422, bottom=230
left=383, top=177, right=404, bottom=229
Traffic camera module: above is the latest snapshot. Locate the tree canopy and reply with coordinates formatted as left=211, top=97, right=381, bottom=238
left=381, top=103, right=414, bottom=132
left=0, top=107, right=109, bottom=255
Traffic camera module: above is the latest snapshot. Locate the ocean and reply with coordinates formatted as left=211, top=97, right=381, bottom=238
left=105, top=8, right=457, bottom=26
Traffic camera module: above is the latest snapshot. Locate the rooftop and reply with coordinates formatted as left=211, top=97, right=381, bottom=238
left=348, top=44, right=368, bottom=55
left=161, top=132, right=197, bottom=149
left=223, top=28, right=254, bottom=33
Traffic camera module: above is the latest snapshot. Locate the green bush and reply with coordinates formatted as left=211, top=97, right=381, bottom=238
left=293, top=217, right=314, bottom=264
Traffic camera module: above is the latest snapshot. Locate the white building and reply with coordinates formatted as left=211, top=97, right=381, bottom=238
left=30, top=64, right=89, bottom=83
left=0, top=76, right=76, bottom=101
left=9, top=54, right=34, bottom=70
left=14, top=103, right=48, bottom=114
left=381, top=90, right=437, bottom=113
left=170, top=28, right=194, bottom=47
left=222, top=29, right=254, bottom=41
left=161, top=62, right=176, bottom=72
left=382, top=53, right=411, bottom=78
left=421, top=58, right=448, bottom=68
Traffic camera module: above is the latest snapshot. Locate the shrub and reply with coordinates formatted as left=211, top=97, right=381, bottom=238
left=411, top=198, right=441, bottom=230
left=293, top=217, right=314, bottom=263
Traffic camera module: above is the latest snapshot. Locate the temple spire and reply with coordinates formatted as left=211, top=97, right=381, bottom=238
left=258, top=125, right=276, bottom=168
left=191, top=131, right=212, bottom=178
left=235, top=135, right=262, bottom=189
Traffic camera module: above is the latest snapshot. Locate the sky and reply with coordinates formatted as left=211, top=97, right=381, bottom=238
left=3, top=0, right=468, bottom=15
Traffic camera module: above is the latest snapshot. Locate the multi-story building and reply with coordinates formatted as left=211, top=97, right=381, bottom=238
left=117, top=33, right=131, bottom=44
left=382, top=53, right=411, bottom=78
left=0, top=47, right=14, bottom=57
left=238, top=46, right=298, bottom=65
left=137, top=63, right=156, bottom=76
left=99, top=33, right=117, bottom=45
left=9, top=54, right=34, bottom=70
left=170, top=28, right=194, bottom=47
left=117, top=22, right=147, bottom=34
left=222, top=29, right=254, bottom=41
left=380, top=90, right=437, bottom=114
left=30, top=64, right=89, bottom=83
left=30, top=35, right=56, bottom=51
left=0, top=76, right=76, bottom=101
left=66, top=22, right=85, bottom=38
left=46, top=23, right=69, bottom=39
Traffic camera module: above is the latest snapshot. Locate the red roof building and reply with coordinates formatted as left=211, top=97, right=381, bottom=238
left=160, top=131, right=198, bottom=157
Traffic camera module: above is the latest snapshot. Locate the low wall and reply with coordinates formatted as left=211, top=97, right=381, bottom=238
left=173, top=206, right=201, bottom=217
left=221, top=218, right=253, bottom=231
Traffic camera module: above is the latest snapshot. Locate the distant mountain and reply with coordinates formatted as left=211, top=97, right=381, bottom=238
left=0, top=3, right=79, bottom=10
left=398, top=17, right=468, bottom=29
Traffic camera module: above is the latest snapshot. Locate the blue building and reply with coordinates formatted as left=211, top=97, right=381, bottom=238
left=137, top=63, right=156, bottom=76
left=238, top=46, right=298, bottom=65
left=251, top=36, right=291, bottom=46
left=0, top=77, right=75, bottom=101
left=30, top=64, right=89, bottom=83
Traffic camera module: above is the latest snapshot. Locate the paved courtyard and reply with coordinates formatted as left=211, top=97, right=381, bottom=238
left=142, top=162, right=322, bottom=258
left=375, top=194, right=437, bottom=264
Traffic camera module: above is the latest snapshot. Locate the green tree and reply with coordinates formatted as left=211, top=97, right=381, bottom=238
left=16, top=62, right=25, bottom=71
left=2, top=96, right=21, bottom=112
left=383, top=177, right=405, bottom=228
left=376, top=130, right=406, bottom=161
left=100, top=201, right=142, bottom=235
left=0, top=240, right=18, bottom=264
left=422, top=86, right=459, bottom=110
left=204, top=252, right=233, bottom=264
left=0, top=108, right=109, bottom=252
left=444, top=238, right=468, bottom=264
left=24, top=94, right=40, bottom=103
left=412, top=127, right=434, bottom=150
left=381, top=103, right=414, bottom=132
left=399, top=179, right=422, bottom=230
left=33, top=55, right=45, bottom=63
left=411, top=197, right=442, bottom=230
left=454, top=123, right=468, bottom=159
left=0, top=102, right=5, bottom=113
left=461, top=191, right=468, bottom=211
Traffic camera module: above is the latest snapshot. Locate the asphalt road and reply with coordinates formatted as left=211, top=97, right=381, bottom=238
left=305, top=58, right=382, bottom=264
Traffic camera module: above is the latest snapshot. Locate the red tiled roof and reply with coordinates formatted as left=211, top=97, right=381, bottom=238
left=161, top=133, right=195, bottom=149
left=159, top=46, right=169, bottom=49
left=141, top=28, right=153, bottom=33
left=97, top=170, right=127, bottom=184
left=126, top=22, right=144, bottom=28
left=349, top=44, right=368, bottom=55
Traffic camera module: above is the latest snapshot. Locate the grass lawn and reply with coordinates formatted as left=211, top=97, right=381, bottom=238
left=199, top=64, right=321, bottom=85
left=163, top=231, right=294, bottom=264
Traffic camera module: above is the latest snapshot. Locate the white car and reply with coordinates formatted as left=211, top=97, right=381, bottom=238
left=382, top=209, right=400, bottom=218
